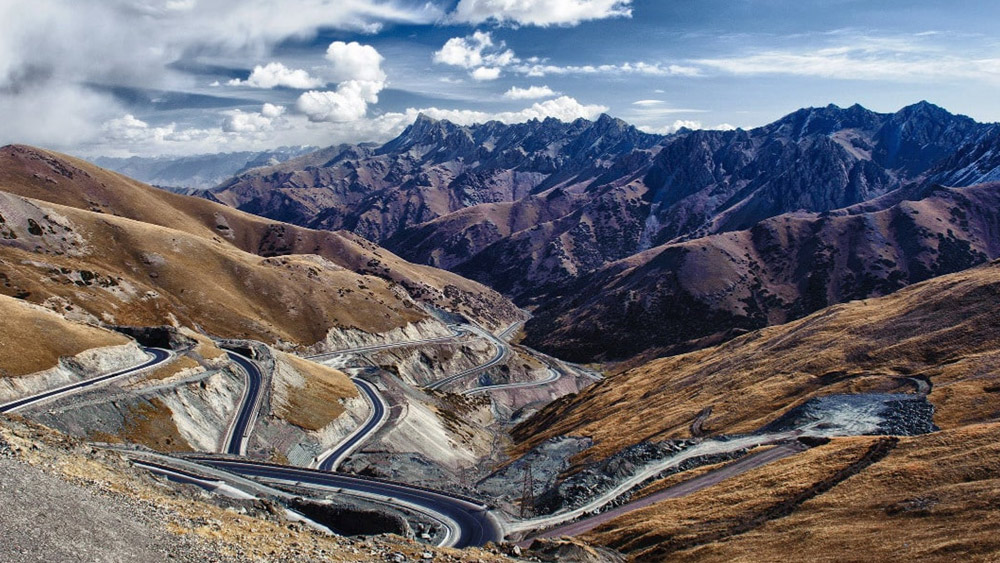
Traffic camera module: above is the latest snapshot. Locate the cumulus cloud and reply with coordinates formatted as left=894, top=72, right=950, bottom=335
left=294, top=41, right=387, bottom=123
left=297, top=80, right=382, bottom=122
left=450, top=0, right=632, bottom=27
left=471, top=67, right=502, bottom=81
left=504, top=85, right=558, bottom=99
left=434, top=31, right=516, bottom=80
left=325, top=41, right=387, bottom=84
left=222, top=104, right=286, bottom=132
left=228, top=62, right=324, bottom=89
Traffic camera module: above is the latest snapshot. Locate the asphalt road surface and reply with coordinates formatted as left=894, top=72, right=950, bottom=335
left=0, top=348, right=171, bottom=413
left=222, top=350, right=263, bottom=456
left=191, top=458, right=504, bottom=548
left=316, top=377, right=387, bottom=471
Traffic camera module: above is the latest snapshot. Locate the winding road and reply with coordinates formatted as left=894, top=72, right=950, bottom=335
left=524, top=441, right=809, bottom=541
left=188, top=457, right=505, bottom=548
left=315, top=377, right=388, bottom=471
left=0, top=348, right=172, bottom=413
left=425, top=325, right=510, bottom=391
left=221, top=350, right=264, bottom=456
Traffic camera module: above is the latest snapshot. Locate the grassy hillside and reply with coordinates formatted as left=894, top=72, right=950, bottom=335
left=515, top=259, right=1000, bottom=460
left=586, top=424, right=1000, bottom=561
left=0, top=294, right=130, bottom=377
left=0, top=145, right=521, bottom=333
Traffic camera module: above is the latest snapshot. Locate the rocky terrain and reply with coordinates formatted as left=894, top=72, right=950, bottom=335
left=208, top=102, right=1000, bottom=362
left=0, top=415, right=515, bottom=562
left=526, top=181, right=1000, bottom=361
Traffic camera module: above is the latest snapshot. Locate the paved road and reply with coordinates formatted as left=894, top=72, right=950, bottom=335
left=425, top=326, right=510, bottom=391
left=527, top=442, right=808, bottom=540
left=190, top=457, right=504, bottom=548
left=315, top=377, right=388, bottom=471
left=222, top=350, right=263, bottom=456
left=0, top=348, right=171, bottom=413
left=462, top=367, right=561, bottom=396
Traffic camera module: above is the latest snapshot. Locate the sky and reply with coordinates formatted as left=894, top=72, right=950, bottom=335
left=4, top=0, right=1000, bottom=157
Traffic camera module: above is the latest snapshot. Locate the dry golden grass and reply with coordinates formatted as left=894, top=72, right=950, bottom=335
left=0, top=294, right=129, bottom=377
left=274, top=352, right=358, bottom=432
left=179, top=329, right=227, bottom=361
left=585, top=424, right=1000, bottom=562
left=0, top=145, right=520, bottom=331
left=515, top=261, right=1000, bottom=460
left=119, top=398, right=192, bottom=453
left=146, top=356, right=200, bottom=381
left=0, top=196, right=423, bottom=345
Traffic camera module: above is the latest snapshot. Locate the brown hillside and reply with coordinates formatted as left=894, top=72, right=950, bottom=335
left=515, top=260, right=1000, bottom=460
left=585, top=424, right=1000, bottom=561
left=0, top=145, right=520, bottom=331
left=526, top=182, right=1000, bottom=362
left=0, top=190, right=422, bottom=345
left=0, top=294, right=130, bottom=377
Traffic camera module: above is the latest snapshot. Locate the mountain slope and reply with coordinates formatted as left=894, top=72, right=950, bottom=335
left=523, top=181, right=1000, bottom=361
left=514, top=258, right=1000, bottom=459
left=210, top=103, right=996, bottom=321
left=0, top=145, right=521, bottom=338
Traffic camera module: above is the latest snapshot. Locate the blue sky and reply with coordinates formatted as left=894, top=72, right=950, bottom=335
left=4, top=0, right=1000, bottom=156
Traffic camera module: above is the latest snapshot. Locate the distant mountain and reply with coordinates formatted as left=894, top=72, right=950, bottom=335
left=209, top=102, right=1000, bottom=360
left=93, top=146, right=315, bottom=190
left=524, top=182, right=1000, bottom=361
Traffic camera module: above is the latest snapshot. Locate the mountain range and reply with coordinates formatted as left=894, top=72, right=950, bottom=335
left=93, top=146, right=315, bottom=191
left=201, top=101, right=1000, bottom=361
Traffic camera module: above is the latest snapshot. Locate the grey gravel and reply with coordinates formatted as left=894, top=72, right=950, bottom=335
left=0, top=456, right=233, bottom=563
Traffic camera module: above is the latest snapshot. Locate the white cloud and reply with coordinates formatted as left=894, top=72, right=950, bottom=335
left=433, top=30, right=689, bottom=83
left=325, top=41, right=387, bottom=84
left=632, top=99, right=664, bottom=106
left=404, top=95, right=607, bottom=125
left=228, top=62, right=324, bottom=89
left=471, top=67, right=502, bottom=81
left=450, top=0, right=632, bottom=27
left=694, top=37, right=1000, bottom=83
left=504, top=85, right=558, bottom=99
left=637, top=120, right=737, bottom=135
left=0, top=0, right=439, bottom=150
left=296, top=79, right=383, bottom=122
left=222, top=104, right=286, bottom=132
left=94, top=95, right=609, bottom=157
left=434, top=31, right=516, bottom=70
left=293, top=40, right=388, bottom=122
left=516, top=61, right=701, bottom=78
left=261, top=102, right=285, bottom=118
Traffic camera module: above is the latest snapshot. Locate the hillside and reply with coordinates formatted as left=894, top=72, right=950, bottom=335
left=584, top=424, right=1000, bottom=561
left=0, top=145, right=522, bottom=341
left=0, top=294, right=130, bottom=377
left=514, top=259, right=1000, bottom=459
left=208, top=103, right=1000, bottom=361
left=524, top=182, right=1000, bottom=361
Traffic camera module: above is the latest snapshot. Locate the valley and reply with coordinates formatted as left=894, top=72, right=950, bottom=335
left=2, top=102, right=1000, bottom=562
